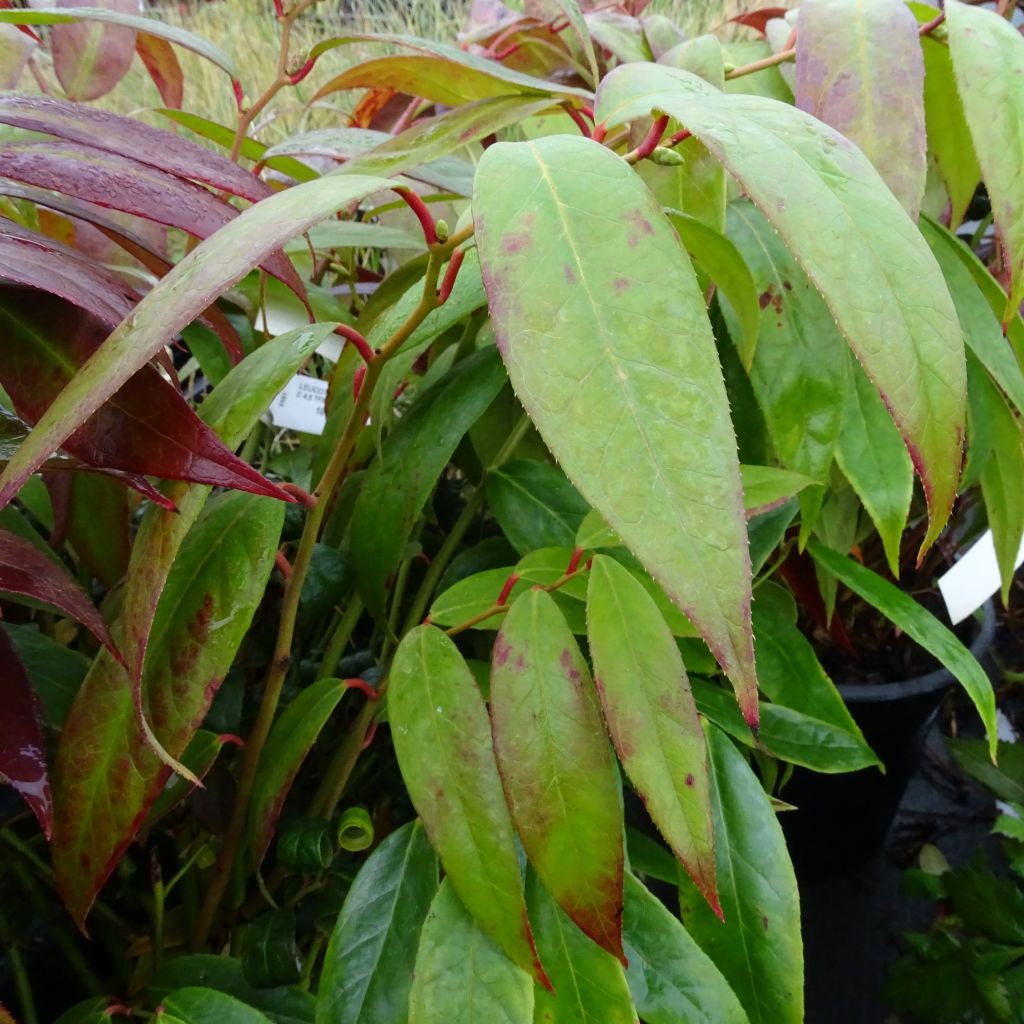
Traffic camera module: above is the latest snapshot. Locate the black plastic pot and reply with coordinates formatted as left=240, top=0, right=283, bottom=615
left=780, top=600, right=997, bottom=880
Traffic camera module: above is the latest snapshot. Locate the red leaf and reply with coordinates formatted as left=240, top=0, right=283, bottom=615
left=729, top=7, right=790, bottom=35
left=0, top=627, right=51, bottom=837
left=135, top=32, right=184, bottom=109
left=0, top=94, right=272, bottom=204
left=0, top=290, right=293, bottom=504
left=52, top=0, right=136, bottom=102
left=0, top=140, right=302, bottom=294
left=0, top=528, right=116, bottom=652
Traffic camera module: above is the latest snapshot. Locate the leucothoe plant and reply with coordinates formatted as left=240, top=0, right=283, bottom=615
left=0, top=1, right=1020, bottom=1022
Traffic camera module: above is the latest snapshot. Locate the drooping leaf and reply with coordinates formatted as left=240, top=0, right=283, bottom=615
left=739, top=465, right=817, bottom=518
left=677, top=724, right=803, bottom=1024
left=159, top=989, right=273, bottom=1024
left=0, top=291, right=291, bottom=503
left=0, top=627, right=51, bottom=836
left=807, top=539, right=998, bottom=757
left=408, top=881, right=534, bottom=1024
left=5, top=624, right=89, bottom=730
left=318, top=820, right=438, bottom=1024
left=52, top=492, right=283, bottom=929
left=349, top=347, right=506, bottom=620
left=486, top=459, right=590, bottom=556
left=527, top=869, right=637, bottom=1024
left=0, top=174, right=393, bottom=508
left=388, top=625, right=547, bottom=985
left=623, top=874, right=750, bottom=1024
left=474, top=134, right=756, bottom=726
left=596, top=63, right=967, bottom=551
left=145, top=730, right=236, bottom=827
left=0, top=527, right=115, bottom=651
left=51, top=0, right=136, bottom=102
left=586, top=556, right=717, bottom=912
left=136, top=32, right=184, bottom=108
left=490, top=589, right=624, bottom=961
left=0, top=5, right=237, bottom=80
left=248, top=678, right=348, bottom=870
left=795, top=0, right=926, bottom=218
left=946, top=0, right=1024, bottom=318
left=586, top=9, right=654, bottom=64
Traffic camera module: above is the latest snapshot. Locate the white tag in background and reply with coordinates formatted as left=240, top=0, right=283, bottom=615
left=266, top=375, right=328, bottom=435
left=938, top=528, right=1024, bottom=625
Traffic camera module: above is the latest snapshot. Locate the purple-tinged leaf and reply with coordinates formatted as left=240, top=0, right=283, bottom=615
left=729, top=8, right=790, bottom=36
left=0, top=290, right=292, bottom=503
left=52, top=0, right=136, bottom=102
left=490, top=589, right=625, bottom=962
left=0, top=23, right=35, bottom=89
left=795, top=0, right=926, bottom=219
left=136, top=32, right=184, bottom=109
left=0, top=527, right=115, bottom=652
left=0, top=173, right=392, bottom=512
left=0, top=95, right=270, bottom=203
left=0, top=627, right=51, bottom=836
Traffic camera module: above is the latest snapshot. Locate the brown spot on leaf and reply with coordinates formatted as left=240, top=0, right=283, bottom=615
left=762, top=915, right=769, bottom=930
left=563, top=264, right=576, bottom=284
left=613, top=277, right=629, bottom=293
left=758, top=285, right=783, bottom=314
left=685, top=773, right=695, bottom=787
left=783, top=280, right=793, bottom=291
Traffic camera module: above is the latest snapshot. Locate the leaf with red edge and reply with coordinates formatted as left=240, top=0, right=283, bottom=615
left=490, top=589, right=625, bottom=963
left=0, top=140, right=301, bottom=295
left=0, top=94, right=270, bottom=204
left=728, top=7, right=789, bottom=35
left=0, top=628, right=51, bottom=836
left=0, top=528, right=115, bottom=652
left=52, top=0, right=136, bottom=102
left=136, top=33, right=183, bottom=109
left=0, top=290, right=291, bottom=504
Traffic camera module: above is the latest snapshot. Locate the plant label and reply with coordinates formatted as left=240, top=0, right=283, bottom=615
left=267, top=374, right=327, bottom=435
left=938, top=529, right=1024, bottom=624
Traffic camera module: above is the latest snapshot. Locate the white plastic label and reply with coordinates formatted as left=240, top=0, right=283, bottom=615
left=937, top=528, right=1024, bottom=624
left=266, top=375, right=328, bottom=435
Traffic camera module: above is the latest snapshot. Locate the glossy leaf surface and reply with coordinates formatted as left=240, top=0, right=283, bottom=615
left=946, top=0, right=1024, bottom=316
left=249, top=678, right=348, bottom=870
left=739, top=465, right=816, bottom=518
left=795, top=0, right=926, bottom=218
left=587, top=556, right=717, bottom=911
left=5, top=624, right=89, bottom=730
left=389, top=625, right=545, bottom=984
left=159, top=989, right=272, bottom=1024
left=490, top=589, right=624, bottom=960
left=408, top=882, right=533, bottom=1024
left=807, top=540, right=997, bottom=756
left=475, top=134, right=756, bottom=725
left=596, top=63, right=966, bottom=549
left=0, top=174, right=392, bottom=508
left=0, top=627, right=51, bottom=835
left=318, top=821, right=438, bottom=1024
left=52, top=492, right=283, bottom=928
left=349, top=347, right=505, bottom=620
left=678, top=725, right=802, bottom=1024
left=623, top=874, right=749, bottom=1024
left=51, top=0, right=136, bottom=102
left=528, top=871, right=636, bottom=1024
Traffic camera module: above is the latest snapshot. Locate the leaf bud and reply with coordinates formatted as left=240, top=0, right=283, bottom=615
left=435, top=218, right=450, bottom=243
left=649, top=146, right=686, bottom=166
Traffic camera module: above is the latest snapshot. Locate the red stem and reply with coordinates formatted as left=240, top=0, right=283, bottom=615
left=496, top=573, right=520, bottom=606
left=564, top=105, right=592, bottom=137
left=394, top=187, right=437, bottom=246
left=352, top=364, right=366, bottom=400
left=279, top=483, right=317, bottom=508
left=232, top=79, right=245, bottom=113
left=334, top=324, right=376, bottom=364
left=287, top=56, right=317, bottom=85
left=343, top=677, right=380, bottom=700
left=592, top=122, right=608, bottom=144
left=626, top=114, right=670, bottom=163
left=275, top=550, right=293, bottom=580
left=667, top=127, right=692, bottom=146
left=565, top=547, right=584, bottom=575
left=438, top=250, right=466, bottom=304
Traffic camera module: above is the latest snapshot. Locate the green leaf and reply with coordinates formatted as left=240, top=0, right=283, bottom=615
left=0, top=7, right=237, bottom=80
left=678, top=725, right=803, bottom=1024
left=408, top=881, right=533, bottom=1024
left=350, top=346, right=505, bottom=620
left=794, top=0, right=926, bottom=218
left=151, top=956, right=314, bottom=1024
left=51, top=493, right=283, bottom=928
left=490, top=589, right=624, bottom=961
left=724, top=200, right=851, bottom=530
left=145, top=730, right=232, bottom=827
left=243, top=910, right=302, bottom=989
left=740, top=465, right=817, bottom=518
left=0, top=176, right=393, bottom=508
left=807, top=539, right=997, bottom=757
left=4, top=624, right=88, bottom=729
left=317, top=821, right=438, bottom=1024
left=666, top=210, right=760, bottom=369
left=623, top=874, right=750, bottom=1024
left=596, top=63, right=967, bottom=551
left=527, top=870, right=636, bottom=1024
left=921, top=37, right=979, bottom=228
left=946, top=0, right=1024, bottom=317
left=575, top=508, right=620, bottom=550
left=587, top=556, right=717, bottom=912
left=835, top=361, right=913, bottom=576
left=474, top=134, right=756, bottom=727
left=486, top=460, right=590, bottom=556
left=949, top=738, right=1024, bottom=806
left=388, top=625, right=547, bottom=985
left=159, top=989, right=272, bottom=1024
left=248, top=678, right=348, bottom=870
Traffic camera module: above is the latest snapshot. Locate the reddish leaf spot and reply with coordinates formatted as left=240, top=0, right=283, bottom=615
left=503, top=231, right=533, bottom=254
left=685, top=773, right=695, bottom=787
left=563, top=264, right=576, bottom=284
left=613, top=277, right=629, bottom=293
left=559, top=649, right=581, bottom=684
left=493, top=635, right=512, bottom=667
left=758, top=286, right=783, bottom=313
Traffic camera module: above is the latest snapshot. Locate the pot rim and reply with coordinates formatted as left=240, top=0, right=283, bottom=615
left=836, top=599, right=997, bottom=704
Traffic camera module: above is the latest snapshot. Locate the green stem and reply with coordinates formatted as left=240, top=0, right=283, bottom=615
left=0, top=906, right=37, bottom=1024
left=317, top=595, right=364, bottom=679
left=151, top=853, right=165, bottom=974
left=300, top=932, right=327, bottom=992
left=310, top=699, right=378, bottom=820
